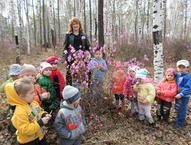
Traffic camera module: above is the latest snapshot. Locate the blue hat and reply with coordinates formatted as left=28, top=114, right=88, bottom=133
left=62, top=85, right=81, bottom=104
left=136, top=69, right=148, bottom=80
left=9, top=64, right=21, bottom=76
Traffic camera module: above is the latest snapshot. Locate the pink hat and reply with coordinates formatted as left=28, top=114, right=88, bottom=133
left=165, top=68, right=176, bottom=75
left=40, top=62, right=52, bottom=74
left=115, top=64, right=123, bottom=71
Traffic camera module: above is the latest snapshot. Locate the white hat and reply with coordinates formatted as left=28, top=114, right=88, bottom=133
left=128, top=65, right=140, bottom=72
left=8, top=64, right=21, bottom=76
left=136, top=69, right=148, bottom=81
left=62, top=85, right=81, bottom=104
left=177, top=60, right=189, bottom=67
left=40, top=62, right=52, bottom=74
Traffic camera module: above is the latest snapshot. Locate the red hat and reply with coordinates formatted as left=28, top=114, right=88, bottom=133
left=115, top=64, right=123, bottom=71
left=46, top=56, right=58, bottom=64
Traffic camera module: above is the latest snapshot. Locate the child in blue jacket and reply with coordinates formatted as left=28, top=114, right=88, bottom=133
left=175, top=60, right=191, bottom=128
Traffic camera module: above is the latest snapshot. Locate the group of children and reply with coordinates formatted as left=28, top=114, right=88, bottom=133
left=0, top=47, right=191, bottom=144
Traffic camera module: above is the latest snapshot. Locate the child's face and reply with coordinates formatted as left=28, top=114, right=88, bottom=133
left=51, top=64, right=58, bottom=70
left=72, top=22, right=80, bottom=31
left=177, top=65, right=188, bottom=74
left=11, top=75, right=20, bottom=81
left=94, top=50, right=102, bottom=60
left=22, top=73, right=36, bottom=82
left=129, top=70, right=136, bottom=77
left=116, top=68, right=123, bottom=73
left=43, top=68, right=52, bottom=76
left=21, top=86, right=35, bottom=103
left=166, top=72, right=174, bottom=81
left=74, top=97, right=81, bottom=105
left=137, top=78, right=144, bottom=83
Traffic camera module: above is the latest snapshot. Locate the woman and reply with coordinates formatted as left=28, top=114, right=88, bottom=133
left=62, top=17, right=92, bottom=85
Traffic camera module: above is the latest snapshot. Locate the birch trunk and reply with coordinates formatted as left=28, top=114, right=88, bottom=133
left=98, top=0, right=104, bottom=47
left=32, top=0, right=37, bottom=46
left=112, top=0, right=116, bottom=42
left=11, top=0, right=15, bottom=41
left=89, top=0, right=92, bottom=44
left=163, top=0, right=167, bottom=41
left=153, top=0, right=164, bottom=85
left=17, top=0, right=24, bottom=46
left=138, top=0, right=142, bottom=44
left=43, top=0, right=47, bottom=51
left=15, top=36, right=20, bottom=64
left=57, top=0, right=60, bottom=41
left=39, top=0, right=42, bottom=48
left=83, top=0, right=86, bottom=33
left=184, top=0, right=187, bottom=38
left=147, top=0, right=150, bottom=41
left=53, top=0, right=57, bottom=56
left=25, top=0, right=31, bottom=56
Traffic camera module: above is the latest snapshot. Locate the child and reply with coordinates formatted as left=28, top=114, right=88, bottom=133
left=36, top=62, right=60, bottom=113
left=174, top=60, right=191, bottom=128
left=70, top=51, right=87, bottom=90
left=54, top=85, right=86, bottom=145
left=111, top=64, right=126, bottom=112
left=5, top=78, right=51, bottom=145
left=46, top=56, right=66, bottom=101
left=0, top=64, right=21, bottom=133
left=89, top=49, right=108, bottom=101
left=155, top=68, right=177, bottom=123
left=20, top=64, right=50, bottom=105
left=133, top=69, right=155, bottom=131
left=0, top=64, right=21, bottom=93
left=123, top=66, right=140, bottom=116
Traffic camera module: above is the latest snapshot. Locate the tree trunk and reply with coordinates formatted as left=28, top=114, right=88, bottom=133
left=25, top=0, right=31, bottom=56
left=39, top=0, right=42, bottom=49
left=147, top=0, right=150, bottom=41
left=47, top=16, right=50, bottom=43
left=163, top=0, right=167, bottom=41
left=138, top=0, right=142, bottom=44
left=43, top=0, right=47, bottom=51
left=184, top=0, right=187, bottom=38
left=112, top=0, right=116, bottom=42
left=17, top=0, right=24, bottom=46
left=32, top=0, right=37, bottom=46
left=89, top=0, right=92, bottom=44
left=83, top=0, right=86, bottom=33
left=53, top=0, right=57, bottom=56
left=11, top=0, right=15, bottom=41
left=57, top=0, right=60, bottom=42
left=98, top=0, right=104, bottom=47
left=74, top=0, right=76, bottom=16
left=153, top=0, right=164, bottom=85
left=134, top=0, right=138, bottom=42
left=15, top=36, right=20, bottom=64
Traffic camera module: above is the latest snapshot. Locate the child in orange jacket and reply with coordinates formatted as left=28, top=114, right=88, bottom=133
left=111, top=64, right=126, bottom=111
left=155, top=68, right=177, bottom=122
left=20, top=64, right=50, bottom=105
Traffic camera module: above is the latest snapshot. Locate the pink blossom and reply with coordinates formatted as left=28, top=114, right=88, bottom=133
left=88, top=122, right=91, bottom=126
left=144, top=54, right=149, bottom=61
left=106, top=33, right=111, bottom=36
left=113, top=41, right=117, bottom=45
left=71, top=48, right=76, bottom=53
left=129, top=42, right=132, bottom=45
left=100, top=124, right=103, bottom=127
left=120, top=35, right=124, bottom=38
left=64, top=50, right=68, bottom=54
left=81, top=36, right=86, bottom=39
left=103, top=18, right=106, bottom=22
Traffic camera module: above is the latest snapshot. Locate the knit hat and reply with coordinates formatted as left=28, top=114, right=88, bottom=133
left=115, top=64, right=123, bottom=71
left=62, top=85, right=81, bottom=104
left=177, top=60, right=189, bottom=67
left=40, top=62, right=52, bottom=74
left=46, top=56, right=59, bottom=64
left=128, top=65, right=140, bottom=72
left=20, top=64, right=36, bottom=77
left=8, top=64, right=21, bottom=76
left=165, top=68, right=176, bottom=75
left=136, top=69, right=148, bottom=80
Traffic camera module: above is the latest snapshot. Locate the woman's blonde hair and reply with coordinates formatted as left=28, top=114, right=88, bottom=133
left=68, top=17, right=83, bottom=32
left=14, top=78, right=34, bottom=97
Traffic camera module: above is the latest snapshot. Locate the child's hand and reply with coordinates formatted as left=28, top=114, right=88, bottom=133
left=42, top=92, right=50, bottom=100
left=142, top=98, right=148, bottom=104
left=42, top=114, right=52, bottom=125
left=36, top=73, right=42, bottom=79
left=175, top=94, right=181, bottom=99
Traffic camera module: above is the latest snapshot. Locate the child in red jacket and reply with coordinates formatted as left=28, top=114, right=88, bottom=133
left=46, top=57, right=66, bottom=101
left=111, top=64, right=126, bottom=112
left=155, top=68, right=177, bottom=122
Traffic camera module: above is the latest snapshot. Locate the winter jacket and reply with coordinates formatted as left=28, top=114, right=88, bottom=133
left=89, top=58, right=108, bottom=79
left=62, top=31, right=91, bottom=63
left=155, top=80, right=177, bottom=102
left=0, top=78, right=14, bottom=93
left=50, top=69, right=66, bottom=101
left=133, top=81, right=155, bottom=106
left=112, top=71, right=126, bottom=94
left=54, top=101, right=86, bottom=144
left=176, top=72, right=191, bottom=98
left=123, top=75, right=137, bottom=98
left=34, top=82, right=46, bottom=106
left=36, top=75, right=60, bottom=112
left=5, top=82, right=46, bottom=144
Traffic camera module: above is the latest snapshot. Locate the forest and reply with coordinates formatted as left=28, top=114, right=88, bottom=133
left=0, top=0, right=191, bottom=145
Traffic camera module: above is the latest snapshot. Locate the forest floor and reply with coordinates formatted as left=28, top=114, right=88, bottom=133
left=0, top=47, right=191, bottom=145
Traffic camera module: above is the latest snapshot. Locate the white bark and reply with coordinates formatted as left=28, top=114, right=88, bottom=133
left=138, top=0, right=142, bottom=44
left=24, top=0, right=31, bottom=55
left=17, top=0, right=24, bottom=45
left=153, top=0, right=164, bottom=85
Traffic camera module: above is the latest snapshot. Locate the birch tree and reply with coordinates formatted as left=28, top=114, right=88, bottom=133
left=138, top=0, right=142, bottom=44
left=98, top=0, right=104, bottom=47
left=42, top=0, right=47, bottom=51
left=57, top=0, right=60, bottom=41
left=39, top=0, right=42, bottom=48
left=24, top=0, right=31, bottom=56
left=89, top=0, right=92, bottom=44
left=184, top=0, right=187, bottom=37
left=153, top=0, right=164, bottom=85
left=17, top=0, right=24, bottom=46
left=32, top=0, right=37, bottom=45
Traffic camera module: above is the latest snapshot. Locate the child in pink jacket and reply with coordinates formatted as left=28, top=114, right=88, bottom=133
left=155, top=68, right=177, bottom=123
left=123, top=66, right=139, bottom=116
